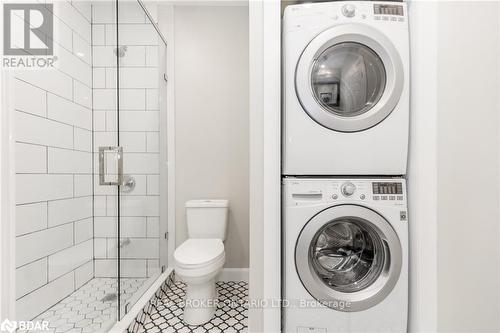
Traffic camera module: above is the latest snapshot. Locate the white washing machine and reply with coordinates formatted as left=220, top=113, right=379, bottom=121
left=283, top=1, right=409, bottom=176
left=282, top=177, right=408, bottom=332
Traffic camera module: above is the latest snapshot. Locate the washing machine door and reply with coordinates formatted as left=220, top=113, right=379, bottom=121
left=295, top=204, right=402, bottom=312
left=295, top=24, right=404, bottom=132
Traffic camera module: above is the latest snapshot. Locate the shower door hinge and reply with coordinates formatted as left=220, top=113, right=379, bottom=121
left=164, top=232, right=168, bottom=239
left=124, top=302, right=130, bottom=314
left=161, top=265, right=166, bottom=273
left=163, top=73, right=168, bottom=82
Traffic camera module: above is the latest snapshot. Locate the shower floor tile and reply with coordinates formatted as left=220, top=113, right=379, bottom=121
left=140, top=281, right=248, bottom=333
left=25, top=278, right=146, bottom=333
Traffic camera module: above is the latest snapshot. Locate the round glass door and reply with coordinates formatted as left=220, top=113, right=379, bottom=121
left=295, top=205, right=402, bottom=312
left=311, top=218, right=385, bottom=293
left=311, top=42, right=386, bottom=118
left=295, top=24, right=404, bottom=132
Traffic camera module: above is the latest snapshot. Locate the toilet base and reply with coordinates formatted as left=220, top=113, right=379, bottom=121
left=182, top=278, right=218, bottom=326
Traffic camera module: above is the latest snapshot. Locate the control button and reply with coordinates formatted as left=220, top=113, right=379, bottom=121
left=341, top=182, right=356, bottom=197
left=374, top=16, right=381, bottom=20
left=342, top=4, right=356, bottom=17
left=360, top=194, right=365, bottom=200
left=381, top=196, right=388, bottom=200
left=382, top=16, right=389, bottom=21
left=397, top=196, right=404, bottom=200
left=332, top=194, right=338, bottom=200
left=389, top=196, right=396, bottom=200
left=373, top=196, right=380, bottom=200
left=391, top=17, right=397, bottom=21
left=398, top=17, right=405, bottom=22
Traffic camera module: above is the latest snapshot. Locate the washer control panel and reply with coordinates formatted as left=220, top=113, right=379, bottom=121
left=341, top=182, right=356, bottom=197
left=284, top=178, right=406, bottom=206
left=284, top=1, right=407, bottom=29
left=341, top=3, right=356, bottom=17
left=374, top=4, right=404, bottom=16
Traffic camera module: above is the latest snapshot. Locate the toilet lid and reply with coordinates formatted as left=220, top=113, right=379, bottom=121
left=174, top=239, right=224, bottom=267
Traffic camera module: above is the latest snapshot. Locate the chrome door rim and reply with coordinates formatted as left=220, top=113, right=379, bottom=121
left=295, top=23, right=404, bottom=132
left=295, top=204, right=402, bottom=312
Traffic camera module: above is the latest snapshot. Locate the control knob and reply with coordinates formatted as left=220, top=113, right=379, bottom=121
left=341, top=182, right=356, bottom=197
left=342, top=4, right=356, bottom=17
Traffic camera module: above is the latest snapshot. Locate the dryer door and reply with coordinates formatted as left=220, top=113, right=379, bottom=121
left=295, top=24, right=404, bottom=132
left=295, top=204, right=402, bottom=312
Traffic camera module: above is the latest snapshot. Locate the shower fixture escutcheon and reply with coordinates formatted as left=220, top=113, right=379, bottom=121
left=114, top=45, right=128, bottom=57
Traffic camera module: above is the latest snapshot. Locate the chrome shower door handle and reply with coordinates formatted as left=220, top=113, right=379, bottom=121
left=99, top=146, right=123, bottom=186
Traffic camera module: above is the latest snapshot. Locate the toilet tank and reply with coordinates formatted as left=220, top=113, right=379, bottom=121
left=185, top=200, right=229, bottom=240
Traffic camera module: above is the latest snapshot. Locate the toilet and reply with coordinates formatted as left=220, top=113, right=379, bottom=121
left=174, top=199, right=228, bottom=325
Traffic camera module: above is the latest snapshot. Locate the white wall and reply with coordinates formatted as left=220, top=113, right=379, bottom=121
left=436, top=2, right=500, bottom=332
left=168, top=5, right=250, bottom=268
left=12, top=1, right=94, bottom=321
left=403, top=2, right=500, bottom=332
left=248, top=1, right=281, bottom=331
left=407, top=1, right=438, bottom=331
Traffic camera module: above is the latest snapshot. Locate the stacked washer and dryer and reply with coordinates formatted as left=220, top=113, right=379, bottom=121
left=282, top=1, right=409, bottom=332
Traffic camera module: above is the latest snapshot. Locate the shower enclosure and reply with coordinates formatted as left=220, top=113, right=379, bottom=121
left=13, top=0, right=168, bottom=331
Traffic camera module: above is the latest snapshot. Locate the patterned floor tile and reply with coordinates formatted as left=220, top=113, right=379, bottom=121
left=25, top=278, right=146, bottom=333
left=139, top=281, right=248, bottom=333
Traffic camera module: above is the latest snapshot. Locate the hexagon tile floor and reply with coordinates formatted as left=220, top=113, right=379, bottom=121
left=23, top=278, right=146, bottom=333
left=136, top=280, right=248, bottom=333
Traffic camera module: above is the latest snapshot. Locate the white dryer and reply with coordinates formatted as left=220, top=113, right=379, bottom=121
left=283, top=2, right=409, bottom=176
left=282, top=177, right=408, bottom=332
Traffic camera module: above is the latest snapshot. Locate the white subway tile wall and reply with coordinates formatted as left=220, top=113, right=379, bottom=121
left=13, top=0, right=162, bottom=322
left=91, top=2, right=161, bottom=280
left=14, top=1, right=93, bottom=321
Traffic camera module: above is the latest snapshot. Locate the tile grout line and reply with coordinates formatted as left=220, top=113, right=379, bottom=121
left=16, top=215, right=93, bottom=239
left=15, top=108, right=93, bottom=134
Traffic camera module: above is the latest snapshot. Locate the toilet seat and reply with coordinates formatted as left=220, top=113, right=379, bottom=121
left=174, top=239, right=225, bottom=270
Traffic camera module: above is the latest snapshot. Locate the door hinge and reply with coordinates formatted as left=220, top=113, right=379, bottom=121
left=161, top=265, right=166, bottom=273
left=163, top=73, right=168, bottom=82
left=164, top=232, right=169, bottom=239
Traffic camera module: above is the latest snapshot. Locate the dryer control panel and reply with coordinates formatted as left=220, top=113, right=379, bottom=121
left=283, top=1, right=408, bottom=33
left=374, top=4, right=404, bottom=16
left=283, top=177, right=407, bottom=206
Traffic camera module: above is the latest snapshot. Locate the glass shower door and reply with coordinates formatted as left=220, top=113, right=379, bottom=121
left=115, top=0, right=167, bottom=318
left=92, top=0, right=121, bottom=329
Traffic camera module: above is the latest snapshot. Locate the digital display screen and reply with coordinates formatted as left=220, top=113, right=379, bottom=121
left=372, top=182, right=403, bottom=195
left=374, top=4, right=404, bottom=16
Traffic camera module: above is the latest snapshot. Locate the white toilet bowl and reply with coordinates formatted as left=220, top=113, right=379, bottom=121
left=174, top=238, right=225, bottom=325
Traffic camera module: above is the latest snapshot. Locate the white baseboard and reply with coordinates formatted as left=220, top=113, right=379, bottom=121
left=218, top=268, right=249, bottom=282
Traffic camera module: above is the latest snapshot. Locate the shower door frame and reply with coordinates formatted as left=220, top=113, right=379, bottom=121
left=0, top=70, right=17, bottom=322
left=155, top=3, right=177, bottom=270
left=112, top=0, right=173, bottom=319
